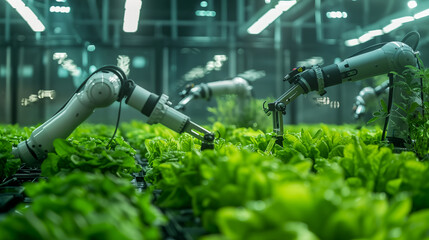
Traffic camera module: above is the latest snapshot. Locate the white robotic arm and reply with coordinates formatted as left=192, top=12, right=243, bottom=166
left=265, top=41, right=419, bottom=148
left=353, top=80, right=390, bottom=120
left=174, top=77, right=252, bottom=111
left=13, top=66, right=214, bottom=167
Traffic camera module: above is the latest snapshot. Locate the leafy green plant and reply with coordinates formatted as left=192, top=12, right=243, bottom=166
left=0, top=124, right=34, bottom=145
left=337, top=136, right=419, bottom=193
left=0, top=124, right=33, bottom=180
left=0, top=139, right=21, bottom=180
left=211, top=182, right=414, bottom=240
left=399, top=58, right=429, bottom=159
left=0, top=172, right=166, bottom=240
left=120, top=121, right=178, bottom=156
left=41, top=136, right=141, bottom=179
left=369, top=57, right=428, bottom=158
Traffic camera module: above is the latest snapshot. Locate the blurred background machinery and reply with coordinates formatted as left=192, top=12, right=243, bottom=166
left=1, top=0, right=429, bottom=126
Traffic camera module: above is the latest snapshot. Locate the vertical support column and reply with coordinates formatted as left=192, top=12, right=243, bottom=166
left=221, top=0, right=227, bottom=40
left=43, top=49, right=51, bottom=120
left=283, top=49, right=295, bottom=124
left=170, top=47, right=178, bottom=95
left=206, top=0, right=214, bottom=37
left=10, top=45, right=19, bottom=124
left=44, top=0, right=50, bottom=43
left=363, top=0, right=369, bottom=26
left=274, top=19, right=282, bottom=97
left=228, top=25, right=237, bottom=77
left=171, top=0, right=178, bottom=40
left=162, top=47, right=169, bottom=94
left=5, top=47, right=12, bottom=123
left=155, top=43, right=163, bottom=94
left=237, top=0, right=244, bottom=28
left=113, top=23, right=120, bottom=49
left=315, top=0, right=324, bottom=43
left=102, top=0, right=110, bottom=44
left=5, top=3, right=10, bottom=42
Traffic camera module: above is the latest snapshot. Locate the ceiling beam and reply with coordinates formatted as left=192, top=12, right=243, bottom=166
left=341, top=1, right=429, bottom=40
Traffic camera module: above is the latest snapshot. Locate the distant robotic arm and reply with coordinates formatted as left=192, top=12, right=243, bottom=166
left=174, top=77, right=253, bottom=111
left=13, top=66, right=214, bottom=167
left=353, top=80, right=389, bottom=120
left=265, top=41, right=418, bottom=147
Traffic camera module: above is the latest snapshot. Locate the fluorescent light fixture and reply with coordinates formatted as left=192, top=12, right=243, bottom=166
left=247, top=0, right=297, bottom=35
left=367, top=29, right=384, bottom=37
left=247, top=8, right=283, bottom=34
left=326, top=11, right=348, bottom=19
left=123, top=0, right=142, bottom=32
left=345, top=39, right=360, bottom=47
left=408, top=0, right=417, bottom=9
left=276, top=0, right=297, bottom=11
left=391, top=16, right=415, bottom=23
left=6, top=0, right=45, bottom=32
left=195, top=10, right=216, bottom=17
left=358, top=33, right=373, bottom=43
left=49, top=6, right=71, bottom=13
left=383, top=22, right=402, bottom=33
left=345, top=29, right=384, bottom=47
left=414, top=9, right=429, bottom=19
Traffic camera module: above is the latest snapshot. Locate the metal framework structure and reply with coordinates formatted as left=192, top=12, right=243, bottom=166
left=1, top=0, right=428, bottom=125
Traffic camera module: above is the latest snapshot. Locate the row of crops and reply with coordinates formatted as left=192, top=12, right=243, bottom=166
left=0, top=120, right=429, bottom=239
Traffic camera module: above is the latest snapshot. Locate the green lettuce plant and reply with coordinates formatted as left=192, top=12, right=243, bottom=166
left=0, top=172, right=166, bottom=240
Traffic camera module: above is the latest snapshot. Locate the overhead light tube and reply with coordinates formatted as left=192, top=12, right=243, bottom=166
left=414, top=9, right=429, bottom=19
left=391, top=16, right=415, bottom=24
left=247, top=0, right=297, bottom=35
left=123, top=0, right=142, bottom=33
left=358, top=33, right=373, bottom=43
left=383, top=22, right=402, bottom=33
left=6, top=0, right=45, bottom=32
left=345, top=39, right=360, bottom=47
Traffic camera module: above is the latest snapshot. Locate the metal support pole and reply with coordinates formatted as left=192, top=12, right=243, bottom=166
left=315, top=0, right=323, bottom=43
left=228, top=25, right=237, bottom=77
left=102, top=0, right=110, bottom=44
left=171, top=0, right=178, bottom=40
left=162, top=47, right=169, bottom=94
left=44, top=0, right=50, bottom=44
left=221, top=0, right=227, bottom=40
left=5, top=47, right=12, bottom=123
left=274, top=19, right=282, bottom=98
left=43, top=49, right=51, bottom=120
left=5, top=3, right=11, bottom=43
left=10, top=45, right=19, bottom=124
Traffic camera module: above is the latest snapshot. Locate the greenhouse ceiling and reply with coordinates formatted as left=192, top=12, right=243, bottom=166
left=1, top=0, right=429, bottom=48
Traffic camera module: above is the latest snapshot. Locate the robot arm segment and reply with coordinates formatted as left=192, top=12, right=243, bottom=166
left=13, top=71, right=122, bottom=166
left=13, top=68, right=214, bottom=167
left=268, top=41, right=418, bottom=146
left=125, top=83, right=212, bottom=141
left=353, top=80, right=390, bottom=120
left=286, top=42, right=415, bottom=97
left=206, top=77, right=252, bottom=98
left=175, top=77, right=252, bottom=110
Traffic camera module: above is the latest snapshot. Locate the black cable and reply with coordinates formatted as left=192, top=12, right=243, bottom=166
left=381, top=73, right=394, bottom=142
left=417, top=59, right=425, bottom=118
left=54, top=65, right=127, bottom=115
left=51, top=64, right=129, bottom=149
left=106, top=100, right=123, bottom=148
left=97, top=66, right=128, bottom=149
